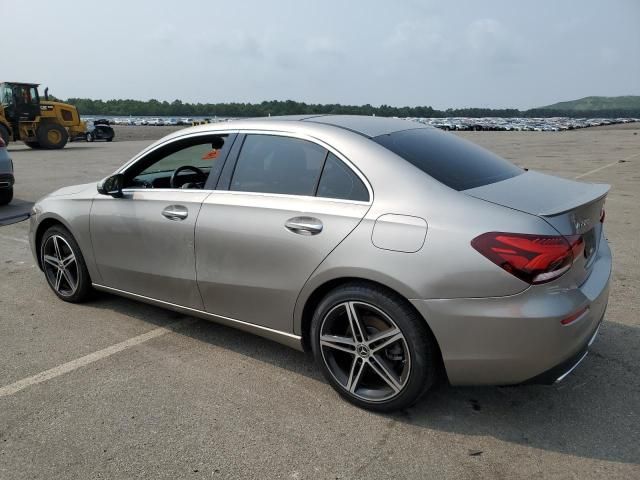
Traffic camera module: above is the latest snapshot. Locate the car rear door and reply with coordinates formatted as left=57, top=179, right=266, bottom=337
left=195, top=133, right=371, bottom=332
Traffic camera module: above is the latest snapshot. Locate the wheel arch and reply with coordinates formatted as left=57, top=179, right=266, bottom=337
left=297, top=276, right=447, bottom=380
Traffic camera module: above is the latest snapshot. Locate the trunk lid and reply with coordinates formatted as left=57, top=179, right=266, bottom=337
left=464, top=170, right=609, bottom=285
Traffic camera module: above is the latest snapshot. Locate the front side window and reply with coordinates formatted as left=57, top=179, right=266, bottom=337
left=125, top=134, right=233, bottom=189
left=230, top=135, right=327, bottom=196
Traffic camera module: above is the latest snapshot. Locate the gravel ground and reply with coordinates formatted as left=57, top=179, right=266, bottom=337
left=109, top=125, right=185, bottom=141
left=0, top=124, right=638, bottom=479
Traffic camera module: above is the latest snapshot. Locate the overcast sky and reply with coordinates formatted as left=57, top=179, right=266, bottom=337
left=3, top=0, right=639, bottom=109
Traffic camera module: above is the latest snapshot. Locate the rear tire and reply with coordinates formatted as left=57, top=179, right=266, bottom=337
left=40, top=225, right=92, bottom=302
left=310, top=282, right=438, bottom=412
left=36, top=123, right=68, bottom=149
left=0, top=187, right=12, bottom=205
left=0, top=124, right=9, bottom=146
left=86, top=132, right=94, bottom=142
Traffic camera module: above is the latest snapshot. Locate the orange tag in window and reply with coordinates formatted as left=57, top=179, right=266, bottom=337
left=202, top=149, right=219, bottom=160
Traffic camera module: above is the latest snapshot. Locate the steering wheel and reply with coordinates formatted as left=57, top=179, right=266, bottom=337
left=170, top=165, right=207, bottom=189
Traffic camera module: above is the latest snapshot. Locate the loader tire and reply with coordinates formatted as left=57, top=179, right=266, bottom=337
left=37, top=123, right=68, bottom=149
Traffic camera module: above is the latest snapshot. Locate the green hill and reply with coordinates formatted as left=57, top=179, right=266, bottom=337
left=539, top=96, right=640, bottom=111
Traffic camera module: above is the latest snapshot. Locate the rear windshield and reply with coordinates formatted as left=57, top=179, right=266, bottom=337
left=373, top=128, right=523, bottom=191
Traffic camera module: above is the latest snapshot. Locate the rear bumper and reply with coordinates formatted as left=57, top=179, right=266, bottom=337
left=411, top=238, right=612, bottom=386
left=522, top=312, right=602, bottom=385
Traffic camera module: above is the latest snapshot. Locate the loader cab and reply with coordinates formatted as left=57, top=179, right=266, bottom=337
left=0, top=83, right=41, bottom=125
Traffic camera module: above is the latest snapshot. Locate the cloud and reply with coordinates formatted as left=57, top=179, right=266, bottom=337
left=466, top=18, right=523, bottom=66
left=305, top=37, right=344, bottom=58
left=200, top=30, right=264, bottom=60
left=3, top=0, right=638, bottom=108
left=380, top=16, right=463, bottom=76
left=145, top=23, right=178, bottom=46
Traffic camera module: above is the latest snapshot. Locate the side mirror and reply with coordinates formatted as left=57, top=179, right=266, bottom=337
left=97, top=173, right=124, bottom=198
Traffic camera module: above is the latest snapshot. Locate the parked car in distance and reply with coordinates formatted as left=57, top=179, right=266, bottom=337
left=0, top=137, right=14, bottom=205
left=85, top=119, right=115, bottom=142
left=28, top=116, right=611, bottom=411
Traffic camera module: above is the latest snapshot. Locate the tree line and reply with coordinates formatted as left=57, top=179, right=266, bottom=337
left=64, top=98, right=640, bottom=119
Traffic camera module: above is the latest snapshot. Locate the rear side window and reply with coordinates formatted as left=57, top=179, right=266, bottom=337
left=231, top=135, right=326, bottom=196
left=317, top=153, right=369, bottom=201
left=373, top=128, right=523, bottom=190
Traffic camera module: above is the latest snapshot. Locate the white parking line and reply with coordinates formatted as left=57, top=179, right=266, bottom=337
left=574, top=151, right=640, bottom=179
left=0, top=319, right=193, bottom=398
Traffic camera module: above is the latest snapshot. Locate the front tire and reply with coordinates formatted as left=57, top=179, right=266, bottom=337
left=311, top=282, right=438, bottom=412
left=36, top=123, right=69, bottom=149
left=40, top=225, right=92, bottom=302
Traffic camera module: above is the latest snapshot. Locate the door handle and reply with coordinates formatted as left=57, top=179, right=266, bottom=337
left=285, top=216, right=323, bottom=235
left=162, top=205, right=189, bottom=221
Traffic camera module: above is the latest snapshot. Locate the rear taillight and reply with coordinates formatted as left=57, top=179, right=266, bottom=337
left=0, top=138, right=5, bottom=148
left=600, top=207, right=605, bottom=223
left=471, top=232, right=584, bottom=284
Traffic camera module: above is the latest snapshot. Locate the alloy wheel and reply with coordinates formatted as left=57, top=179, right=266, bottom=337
left=319, top=301, right=411, bottom=402
left=42, top=235, right=79, bottom=297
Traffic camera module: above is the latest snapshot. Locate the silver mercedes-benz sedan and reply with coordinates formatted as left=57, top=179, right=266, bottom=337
left=29, top=115, right=611, bottom=411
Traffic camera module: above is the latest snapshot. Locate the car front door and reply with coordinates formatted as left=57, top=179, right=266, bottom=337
left=90, top=133, right=237, bottom=309
left=195, top=133, right=372, bottom=332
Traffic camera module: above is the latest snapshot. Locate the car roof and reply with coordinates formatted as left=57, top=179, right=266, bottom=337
left=255, top=114, right=428, bottom=138
left=304, top=115, right=428, bottom=137
left=136, top=115, right=431, bottom=158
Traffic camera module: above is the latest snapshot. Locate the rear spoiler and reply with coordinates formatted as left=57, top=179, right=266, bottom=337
left=539, top=184, right=609, bottom=216
left=464, top=170, right=610, bottom=217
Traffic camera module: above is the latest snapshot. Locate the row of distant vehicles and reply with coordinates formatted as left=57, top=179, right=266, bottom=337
left=415, top=117, right=638, bottom=132
left=89, top=116, right=637, bottom=132
left=103, top=117, right=203, bottom=126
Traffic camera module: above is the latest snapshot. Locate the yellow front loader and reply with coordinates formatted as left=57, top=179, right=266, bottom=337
left=0, top=82, right=86, bottom=149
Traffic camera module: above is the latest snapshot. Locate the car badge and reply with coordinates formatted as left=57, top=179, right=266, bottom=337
left=571, top=214, right=591, bottom=232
